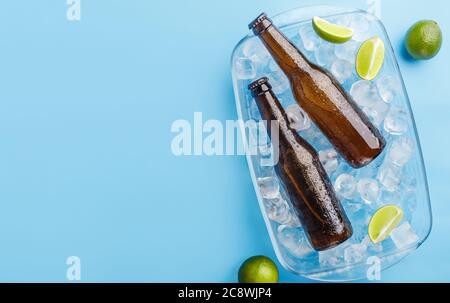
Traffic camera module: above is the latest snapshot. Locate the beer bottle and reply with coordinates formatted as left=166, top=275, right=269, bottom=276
left=249, top=77, right=352, bottom=251
left=249, top=13, right=386, bottom=168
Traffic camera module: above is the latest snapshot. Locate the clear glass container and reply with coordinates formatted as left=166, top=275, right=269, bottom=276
left=231, top=6, right=432, bottom=281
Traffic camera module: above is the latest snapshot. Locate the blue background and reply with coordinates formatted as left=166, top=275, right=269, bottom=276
left=0, top=0, right=448, bottom=282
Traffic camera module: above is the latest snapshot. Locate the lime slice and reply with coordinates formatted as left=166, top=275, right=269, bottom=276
left=368, top=205, right=404, bottom=244
left=356, top=37, right=385, bottom=80
left=312, top=16, right=354, bottom=44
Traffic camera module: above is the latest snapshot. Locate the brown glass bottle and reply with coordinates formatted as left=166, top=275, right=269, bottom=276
left=249, top=77, right=352, bottom=251
left=249, top=13, right=386, bottom=168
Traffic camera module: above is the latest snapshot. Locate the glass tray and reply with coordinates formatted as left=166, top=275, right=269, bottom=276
left=230, top=6, right=432, bottom=281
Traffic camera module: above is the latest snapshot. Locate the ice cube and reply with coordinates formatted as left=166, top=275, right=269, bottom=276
left=387, top=176, right=416, bottom=217
left=258, top=142, right=273, bottom=158
left=398, top=190, right=417, bottom=221
left=265, top=197, right=291, bottom=224
left=343, top=198, right=364, bottom=214
left=302, top=126, right=320, bottom=142
left=401, top=194, right=418, bottom=220
left=384, top=107, right=409, bottom=135
left=344, top=243, right=368, bottom=264
left=319, top=245, right=345, bottom=267
left=268, top=59, right=280, bottom=72
left=350, top=80, right=381, bottom=107
left=299, top=26, right=322, bottom=51
left=332, top=15, right=352, bottom=27
left=248, top=121, right=269, bottom=147
left=377, top=162, right=402, bottom=192
left=312, top=135, right=332, bottom=152
left=331, top=59, right=353, bottom=84
left=284, top=212, right=302, bottom=228
left=387, top=137, right=414, bottom=167
left=357, top=178, right=381, bottom=205
left=363, top=100, right=390, bottom=127
left=267, top=70, right=289, bottom=94
left=248, top=99, right=261, bottom=121
left=334, top=40, right=359, bottom=62
left=390, top=222, right=420, bottom=250
left=258, top=152, right=277, bottom=170
left=278, top=225, right=314, bottom=258
left=332, top=160, right=353, bottom=180
left=362, top=236, right=383, bottom=254
left=347, top=14, right=370, bottom=42
left=315, top=43, right=335, bottom=67
left=256, top=160, right=276, bottom=177
left=242, top=38, right=270, bottom=66
left=289, top=34, right=303, bottom=48
left=377, top=75, right=402, bottom=103
left=235, top=57, right=257, bottom=80
left=402, top=174, right=417, bottom=194
left=257, top=177, right=280, bottom=199
left=319, top=149, right=339, bottom=174
left=334, top=174, right=356, bottom=198
left=286, top=104, right=311, bottom=131
left=349, top=210, right=371, bottom=242
left=380, top=189, right=402, bottom=205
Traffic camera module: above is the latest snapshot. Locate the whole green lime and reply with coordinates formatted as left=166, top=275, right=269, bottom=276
left=238, top=256, right=279, bottom=283
left=405, top=20, right=442, bottom=60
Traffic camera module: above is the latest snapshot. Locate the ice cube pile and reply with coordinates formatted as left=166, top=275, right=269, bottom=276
left=232, top=10, right=431, bottom=279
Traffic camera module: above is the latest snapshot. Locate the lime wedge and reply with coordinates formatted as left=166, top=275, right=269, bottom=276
left=312, top=16, right=354, bottom=44
left=356, top=37, right=385, bottom=80
left=368, top=205, right=404, bottom=244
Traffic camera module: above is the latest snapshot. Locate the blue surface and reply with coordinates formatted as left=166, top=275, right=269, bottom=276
left=0, top=0, right=448, bottom=282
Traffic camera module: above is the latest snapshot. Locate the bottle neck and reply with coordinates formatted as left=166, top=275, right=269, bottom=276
left=255, top=91, right=292, bottom=144
left=258, top=25, right=310, bottom=74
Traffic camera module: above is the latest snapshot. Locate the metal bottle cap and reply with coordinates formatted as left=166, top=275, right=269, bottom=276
left=248, top=77, right=272, bottom=96
left=248, top=13, right=273, bottom=35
